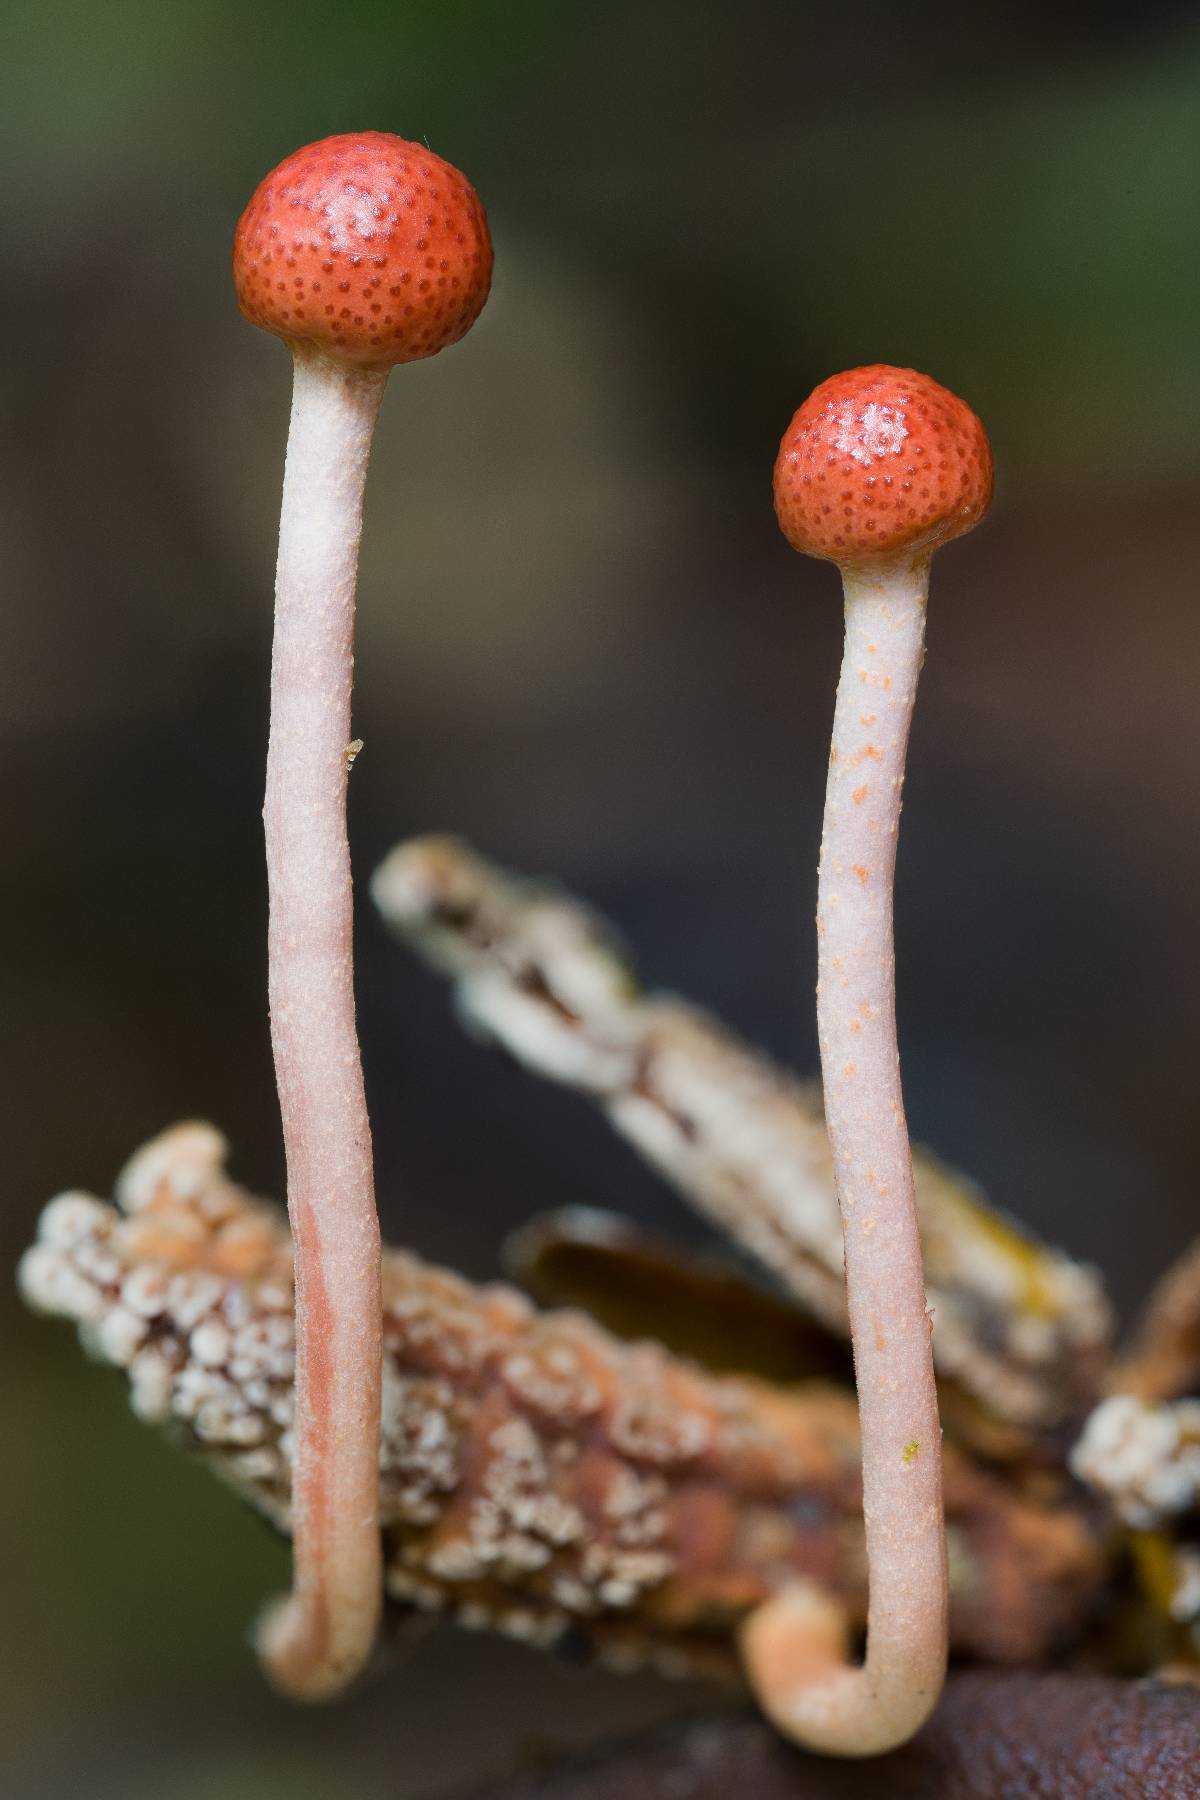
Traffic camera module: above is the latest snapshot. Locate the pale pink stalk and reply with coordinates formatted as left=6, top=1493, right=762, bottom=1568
left=254, top=351, right=387, bottom=1698
left=743, top=365, right=993, bottom=1755
left=233, top=132, right=493, bottom=1699
left=744, top=560, right=944, bottom=1754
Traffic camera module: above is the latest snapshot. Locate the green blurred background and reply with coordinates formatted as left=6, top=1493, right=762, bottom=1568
left=3, top=3, right=1200, bottom=1794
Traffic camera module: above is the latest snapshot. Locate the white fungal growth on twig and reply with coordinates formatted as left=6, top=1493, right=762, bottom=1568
left=19, top=1123, right=1103, bottom=1680
left=1071, top=1394, right=1200, bottom=1530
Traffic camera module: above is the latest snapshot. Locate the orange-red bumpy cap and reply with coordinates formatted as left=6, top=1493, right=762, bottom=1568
left=234, top=133, right=492, bottom=369
left=774, top=366, right=992, bottom=567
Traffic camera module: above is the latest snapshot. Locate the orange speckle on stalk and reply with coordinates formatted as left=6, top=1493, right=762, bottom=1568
left=749, top=366, right=993, bottom=1755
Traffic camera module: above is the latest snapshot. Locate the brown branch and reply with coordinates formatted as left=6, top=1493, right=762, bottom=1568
left=1110, top=1234, right=1200, bottom=1403
left=20, top=1125, right=1105, bottom=1679
left=371, top=836, right=1112, bottom=1435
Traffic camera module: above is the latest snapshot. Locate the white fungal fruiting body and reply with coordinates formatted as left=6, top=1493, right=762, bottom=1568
left=258, top=349, right=388, bottom=1698
left=744, top=559, right=945, bottom=1756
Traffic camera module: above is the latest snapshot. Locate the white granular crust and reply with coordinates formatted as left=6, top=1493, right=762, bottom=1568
left=1071, top=1394, right=1200, bottom=1530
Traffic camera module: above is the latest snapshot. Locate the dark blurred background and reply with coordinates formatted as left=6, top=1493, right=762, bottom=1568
left=4, top=3, right=1200, bottom=1794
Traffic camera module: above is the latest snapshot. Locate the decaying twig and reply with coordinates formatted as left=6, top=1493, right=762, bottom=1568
left=1110, top=1234, right=1200, bottom=1404
left=1065, top=1226, right=1200, bottom=1668
left=370, top=837, right=1111, bottom=1434
left=18, top=1125, right=1104, bottom=1676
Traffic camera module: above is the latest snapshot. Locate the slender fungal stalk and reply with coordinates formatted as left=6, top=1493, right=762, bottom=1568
left=256, top=349, right=388, bottom=1698
left=820, top=563, right=944, bottom=1726
left=234, top=130, right=492, bottom=1700
left=744, top=365, right=992, bottom=1755
left=743, top=558, right=945, bottom=1754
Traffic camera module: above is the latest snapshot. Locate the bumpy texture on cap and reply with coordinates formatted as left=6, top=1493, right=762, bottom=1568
left=774, top=366, right=992, bottom=566
left=234, top=133, right=492, bottom=368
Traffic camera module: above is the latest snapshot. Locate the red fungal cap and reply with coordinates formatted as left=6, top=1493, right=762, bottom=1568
left=233, top=133, right=492, bottom=368
left=774, top=366, right=992, bottom=567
